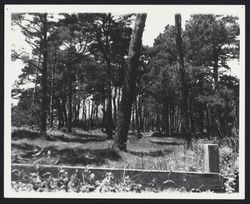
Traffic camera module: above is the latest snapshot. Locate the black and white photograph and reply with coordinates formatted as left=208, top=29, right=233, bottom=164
left=4, top=4, right=245, bottom=199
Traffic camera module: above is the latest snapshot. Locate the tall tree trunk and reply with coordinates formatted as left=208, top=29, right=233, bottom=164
left=132, top=103, right=135, bottom=133
left=95, top=103, right=99, bottom=129
left=163, top=99, right=169, bottom=135
left=90, top=100, right=94, bottom=129
left=84, top=102, right=87, bottom=130
left=67, top=72, right=73, bottom=133
left=49, top=77, right=54, bottom=128
left=101, top=87, right=106, bottom=132
left=189, top=94, right=195, bottom=133
left=155, top=104, right=160, bottom=132
left=32, top=54, right=41, bottom=104
left=138, top=95, right=143, bottom=132
left=40, top=13, right=48, bottom=135
left=224, top=90, right=229, bottom=136
left=105, top=55, right=113, bottom=139
left=117, top=87, right=121, bottom=111
left=57, top=97, right=63, bottom=129
left=88, top=100, right=91, bottom=130
left=114, top=14, right=147, bottom=151
left=73, top=104, right=77, bottom=124
left=76, top=103, right=81, bottom=124
left=205, top=105, right=210, bottom=135
left=168, top=99, right=172, bottom=135
left=49, top=48, right=57, bottom=128
left=198, top=77, right=204, bottom=133
left=102, top=99, right=106, bottom=132
left=213, top=46, right=219, bottom=90
left=175, top=14, right=190, bottom=137
left=104, top=13, right=113, bottom=139
left=113, top=86, right=117, bottom=128
left=135, top=96, right=140, bottom=134
left=62, top=80, right=68, bottom=128
left=82, top=100, right=87, bottom=130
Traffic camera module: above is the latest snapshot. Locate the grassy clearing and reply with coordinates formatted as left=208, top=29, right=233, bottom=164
left=11, top=127, right=238, bottom=175
left=11, top=127, right=205, bottom=172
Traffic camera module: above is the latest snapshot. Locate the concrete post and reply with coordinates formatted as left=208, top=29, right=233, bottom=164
left=203, top=144, right=219, bottom=173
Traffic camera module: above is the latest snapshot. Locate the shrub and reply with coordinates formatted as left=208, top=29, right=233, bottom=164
left=220, top=145, right=239, bottom=193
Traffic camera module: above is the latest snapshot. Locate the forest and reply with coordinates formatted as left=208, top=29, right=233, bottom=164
left=10, top=12, right=240, bottom=193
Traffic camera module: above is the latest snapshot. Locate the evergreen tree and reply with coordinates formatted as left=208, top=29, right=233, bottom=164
left=114, top=13, right=147, bottom=151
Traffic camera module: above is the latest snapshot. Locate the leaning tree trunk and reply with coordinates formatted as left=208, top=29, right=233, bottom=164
left=113, top=13, right=147, bottom=151
left=175, top=14, right=190, bottom=136
left=40, top=13, right=48, bottom=135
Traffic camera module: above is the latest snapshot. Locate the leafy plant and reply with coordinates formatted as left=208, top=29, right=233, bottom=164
left=220, top=145, right=239, bottom=193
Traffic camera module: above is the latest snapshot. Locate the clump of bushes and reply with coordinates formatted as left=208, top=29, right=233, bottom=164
left=190, top=137, right=239, bottom=193
left=220, top=145, right=239, bottom=193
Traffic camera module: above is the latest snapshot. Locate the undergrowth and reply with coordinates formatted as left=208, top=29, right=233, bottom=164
left=11, top=127, right=239, bottom=193
left=12, top=167, right=210, bottom=193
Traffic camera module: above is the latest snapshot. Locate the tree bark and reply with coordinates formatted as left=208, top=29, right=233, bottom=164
left=67, top=71, right=73, bottom=133
left=113, top=86, right=117, bottom=128
left=175, top=14, right=190, bottom=136
left=135, top=96, right=140, bottom=134
left=102, top=100, right=106, bottom=132
left=205, top=106, right=211, bottom=135
left=224, top=90, right=229, bottom=136
left=199, top=77, right=204, bottom=133
left=138, top=96, right=143, bottom=132
left=113, top=14, right=147, bottom=151
left=40, top=13, right=48, bottom=135
left=49, top=48, right=57, bottom=128
left=105, top=49, right=113, bottom=139
left=117, top=87, right=121, bottom=111
left=163, top=99, right=169, bottom=135
left=62, top=80, right=68, bottom=128
left=213, top=46, right=219, bottom=90
left=132, top=103, right=135, bottom=133
left=57, top=97, right=63, bottom=129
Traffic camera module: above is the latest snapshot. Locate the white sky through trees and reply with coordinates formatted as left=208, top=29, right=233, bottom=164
left=10, top=10, right=242, bottom=105
left=10, top=12, right=189, bottom=88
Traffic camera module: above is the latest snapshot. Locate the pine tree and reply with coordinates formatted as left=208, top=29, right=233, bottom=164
left=114, top=13, right=147, bottom=151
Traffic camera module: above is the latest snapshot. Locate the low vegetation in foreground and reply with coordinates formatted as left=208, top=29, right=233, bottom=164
left=11, top=127, right=239, bottom=193
left=11, top=167, right=209, bottom=193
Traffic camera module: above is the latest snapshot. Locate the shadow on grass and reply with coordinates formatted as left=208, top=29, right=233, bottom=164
left=13, top=143, right=121, bottom=166
left=47, top=134, right=107, bottom=143
left=71, top=130, right=106, bottom=139
left=12, top=128, right=107, bottom=144
left=57, top=148, right=121, bottom=166
left=12, top=129, right=41, bottom=140
left=12, top=143, right=40, bottom=151
left=127, top=149, right=172, bottom=157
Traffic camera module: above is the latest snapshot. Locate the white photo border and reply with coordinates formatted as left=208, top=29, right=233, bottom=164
left=4, top=4, right=246, bottom=199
